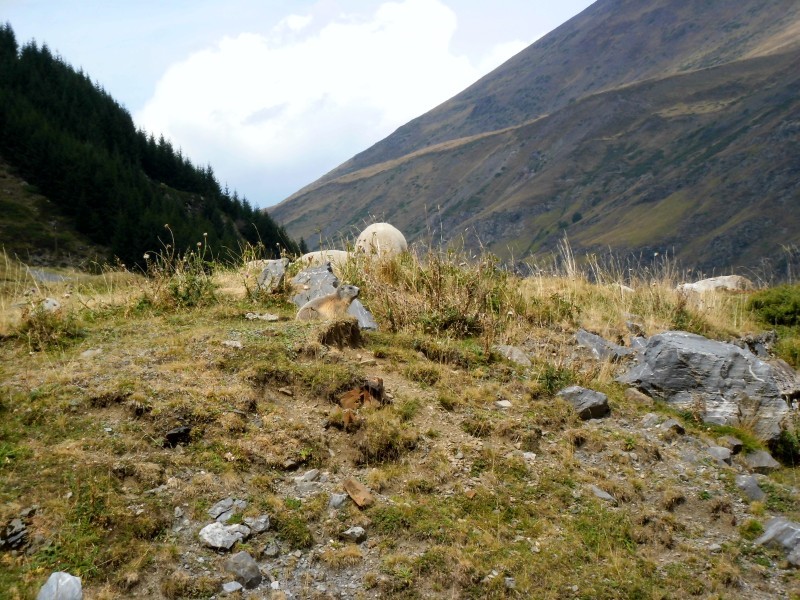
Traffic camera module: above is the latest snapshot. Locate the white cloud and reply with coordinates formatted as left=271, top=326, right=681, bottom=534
left=136, top=0, right=527, bottom=206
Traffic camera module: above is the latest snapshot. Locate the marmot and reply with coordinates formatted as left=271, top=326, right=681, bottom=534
left=296, top=285, right=360, bottom=321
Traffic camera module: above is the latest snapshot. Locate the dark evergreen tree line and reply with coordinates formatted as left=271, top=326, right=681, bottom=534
left=0, top=22, right=298, bottom=267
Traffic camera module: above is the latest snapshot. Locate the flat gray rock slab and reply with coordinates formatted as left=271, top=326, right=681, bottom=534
left=257, top=258, right=290, bottom=292
left=557, top=386, right=610, bottom=420
left=618, top=331, right=789, bottom=441
left=707, top=446, right=732, bottom=465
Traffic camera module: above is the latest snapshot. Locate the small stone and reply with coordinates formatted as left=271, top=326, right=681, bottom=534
left=494, top=400, right=513, bottom=409
left=224, top=551, right=262, bottom=589
left=504, top=576, right=516, bottom=590
left=493, top=345, right=532, bottom=367
left=271, top=581, right=281, bottom=590
left=222, top=340, right=243, bottom=349
left=589, top=485, right=617, bottom=505
left=342, top=477, right=374, bottom=508
left=80, top=348, right=102, bottom=358
left=707, top=446, right=732, bottom=465
left=222, top=581, right=243, bottom=594
left=557, top=386, right=610, bottom=420
left=744, top=450, right=781, bottom=474
left=717, top=435, right=744, bottom=455
left=735, top=474, right=766, bottom=502
left=328, top=493, right=348, bottom=510
left=243, top=514, right=270, bottom=534
left=660, top=418, right=685, bottom=434
left=523, top=452, right=537, bottom=462
left=174, top=507, right=184, bottom=519
left=341, top=526, right=367, bottom=543
left=36, top=572, right=82, bottom=600
left=263, top=540, right=280, bottom=558
left=302, top=469, right=320, bottom=482
left=198, top=522, right=251, bottom=551
left=640, top=413, right=659, bottom=428
left=278, top=387, right=294, bottom=397
left=163, top=426, right=192, bottom=448
left=625, top=388, right=653, bottom=405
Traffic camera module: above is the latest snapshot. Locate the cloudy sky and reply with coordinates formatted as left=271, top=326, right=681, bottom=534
left=4, top=0, right=595, bottom=207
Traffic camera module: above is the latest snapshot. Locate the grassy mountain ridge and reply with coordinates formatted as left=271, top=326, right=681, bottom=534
left=270, top=0, right=800, bottom=272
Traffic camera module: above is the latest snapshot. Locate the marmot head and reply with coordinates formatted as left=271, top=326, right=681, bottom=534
left=337, top=285, right=360, bottom=301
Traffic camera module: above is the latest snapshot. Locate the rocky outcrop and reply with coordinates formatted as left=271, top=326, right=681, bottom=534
left=617, top=331, right=791, bottom=441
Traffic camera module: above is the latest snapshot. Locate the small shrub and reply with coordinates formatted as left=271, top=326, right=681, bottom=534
left=747, top=284, right=800, bottom=326
left=739, top=519, right=763, bottom=541
left=355, top=412, right=418, bottom=464
left=17, top=302, right=83, bottom=351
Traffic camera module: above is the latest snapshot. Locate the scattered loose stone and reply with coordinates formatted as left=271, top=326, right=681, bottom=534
left=589, top=485, right=617, bottom=505
left=36, top=572, right=82, bottom=600
left=735, top=474, right=766, bottom=502
left=301, top=469, right=320, bottom=482
left=263, top=540, right=280, bottom=558
left=744, top=450, right=781, bottom=474
left=1, top=518, right=27, bottom=550
left=576, top=329, right=633, bottom=361
left=278, top=387, right=294, bottom=397
left=717, top=435, right=744, bottom=454
left=494, top=344, right=532, bottom=367
left=222, top=581, right=243, bottom=594
left=754, top=518, right=800, bottom=567
left=328, top=493, right=348, bottom=510
left=341, top=526, right=367, bottom=543
left=208, top=498, right=248, bottom=522
left=243, top=515, right=270, bottom=534
left=79, top=348, right=102, bottom=358
left=640, top=413, right=660, bottom=428
left=342, top=477, right=374, bottom=508
left=494, top=400, right=513, bottom=409
left=222, top=340, right=243, bottom=349
left=707, top=446, right=732, bottom=465
left=163, top=426, right=192, bottom=448
left=198, top=522, right=251, bottom=551
left=557, top=386, right=610, bottom=420
left=625, top=387, right=653, bottom=405
left=224, top=551, right=262, bottom=589
left=660, top=418, right=685, bottom=435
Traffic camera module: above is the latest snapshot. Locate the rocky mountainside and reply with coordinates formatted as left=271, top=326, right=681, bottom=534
left=270, top=0, right=800, bottom=272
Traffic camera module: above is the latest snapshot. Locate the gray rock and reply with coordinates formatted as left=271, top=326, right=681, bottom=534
left=348, top=299, right=378, bottom=331
left=198, top=522, right=251, bottom=550
left=617, top=331, right=790, bottom=441
left=36, top=572, right=82, bottom=600
left=576, top=329, right=633, bottom=362
left=263, top=540, right=280, bottom=558
left=301, top=469, right=320, bottom=482
left=328, top=493, right=348, bottom=510
left=1, top=517, right=27, bottom=550
left=290, top=263, right=339, bottom=307
left=660, top=418, right=685, bottom=434
left=557, top=386, right=610, bottom=420
left=257, top=258, right=290, bottom=292
left=735, top=474, right=766, bottom=502
left=717, top=435, right=744, bottom=455
left=744, top=450, right=781, bottom=474
left=222, top=581, right=244, bottom=594
left=209, top=498, right=247, bottom=523
left=224, top=551, right=262, bottom=589
left=589, top=485, right=617, bottom=505
left=341, top=526, right=367, bottom=543
left=707, top=446, right=732, bottom=465
left=770, top=358, right=800, bottom=403
left=290, top=264, right=378, bottom=329
left=494, top=400, right=513, bottom=409
left=243, top=514, right=270, bottom=534
left=640, top=413, right=660, bottom=428
left=754, top=518, right=800, bottom=563
left=494, top=345, right=532, bottom=367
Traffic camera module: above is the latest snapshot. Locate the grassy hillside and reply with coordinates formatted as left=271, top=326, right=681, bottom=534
left=1, top=247, right=799, bottom=598
left=270, top=0, right=800, bottom=273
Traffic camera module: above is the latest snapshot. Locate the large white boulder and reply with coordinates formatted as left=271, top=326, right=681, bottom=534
left=355, top=223, right=407, bottom=257
left=298, top=250, right=351, bottom=270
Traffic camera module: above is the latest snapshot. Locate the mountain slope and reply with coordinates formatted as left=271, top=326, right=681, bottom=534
left=270, top=0, right=800, bottom=272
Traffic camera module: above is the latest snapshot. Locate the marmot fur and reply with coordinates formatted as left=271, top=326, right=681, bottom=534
left=296, top=285, right=360, bottom=321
